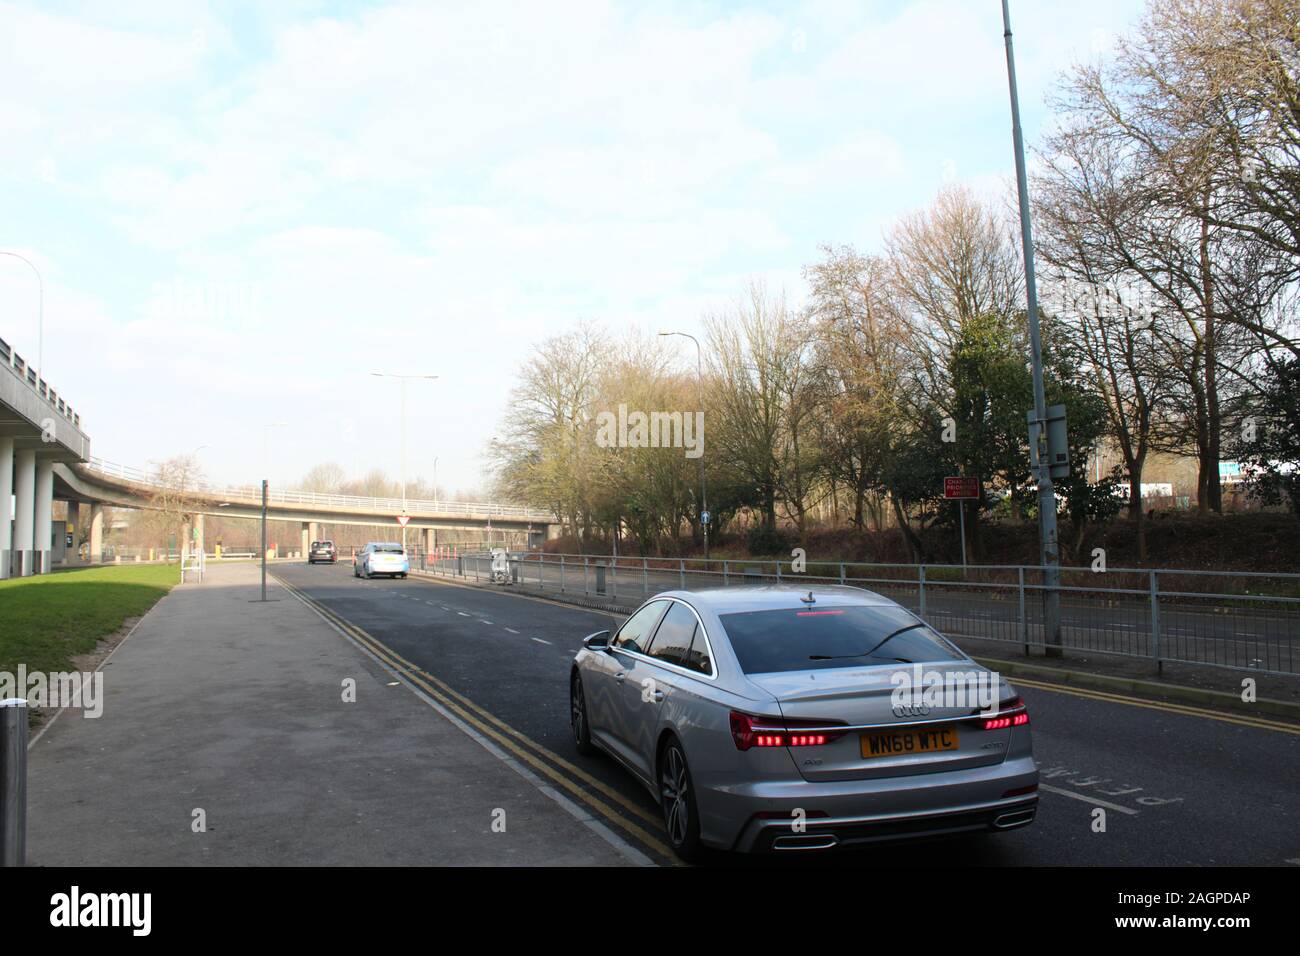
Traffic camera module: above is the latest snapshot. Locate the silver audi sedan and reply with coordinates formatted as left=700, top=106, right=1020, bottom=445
left=569, top=585, right=1038, bottom=861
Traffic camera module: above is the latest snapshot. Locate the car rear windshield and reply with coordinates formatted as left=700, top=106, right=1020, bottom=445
left=718, top=605, right=962, bottom=675
left=374, top=544, right=404, bottom=553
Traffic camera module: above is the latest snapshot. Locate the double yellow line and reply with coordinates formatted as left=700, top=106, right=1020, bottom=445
left=272, top=573, right=678, bottom=863
left=1008, top=674, right=1300, bottom=735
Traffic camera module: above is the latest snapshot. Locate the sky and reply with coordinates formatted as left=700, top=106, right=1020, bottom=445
left=0, top=0, right=1148, bottom=496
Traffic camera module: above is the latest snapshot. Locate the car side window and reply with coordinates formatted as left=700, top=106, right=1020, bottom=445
left=683, top=628, right=713, bottom=676
left=646, top=603, right=697, bottom=668
left=613, top=601, right=669, bottom=653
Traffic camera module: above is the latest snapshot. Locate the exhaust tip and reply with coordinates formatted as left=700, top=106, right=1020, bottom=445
left=993, top=808, right=1036, bottom=829
left=772, top=833, right=838, bottom=851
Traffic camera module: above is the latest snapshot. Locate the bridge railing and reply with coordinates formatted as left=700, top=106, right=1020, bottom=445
left=80, top=457, right=554, bottom=521
left=0, top=335, right=82, bottom=429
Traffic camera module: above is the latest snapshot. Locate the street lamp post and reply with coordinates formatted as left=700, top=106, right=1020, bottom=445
left=371, top=372, right=438, bottom=549
left=0, top=251, right=44, bottom=382
left=658, top=331, right=709, bottom=560
left=1002, top=0, right=1062, bottom=654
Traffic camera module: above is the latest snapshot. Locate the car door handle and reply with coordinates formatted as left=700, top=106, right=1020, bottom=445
left=614, top=671, right=626, bottom=683
left=652, top=690, right=665, bottom=702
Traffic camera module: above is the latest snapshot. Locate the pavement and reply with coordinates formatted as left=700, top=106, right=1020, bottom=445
left=276, top=561, right=1300, bottom=866
left=24, top=561, right=634, bottom=866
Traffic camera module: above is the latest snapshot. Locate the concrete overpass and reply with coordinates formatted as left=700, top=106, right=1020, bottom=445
left=3, top=326, right=558, bottom=571
left=60, top=458, right=560, bottom=557
left=1, top=335, right=91, bottom=576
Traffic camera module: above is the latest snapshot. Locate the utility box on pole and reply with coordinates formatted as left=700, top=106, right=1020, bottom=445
left=1027, top=404, right=1069, bottom=480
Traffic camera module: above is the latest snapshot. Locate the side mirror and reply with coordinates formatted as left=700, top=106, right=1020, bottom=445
left=583, top=630, right=611, bottom=650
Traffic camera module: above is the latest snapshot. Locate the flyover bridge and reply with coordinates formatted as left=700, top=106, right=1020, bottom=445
left=60, top=458, right=559, bottom=558
left=3, top=323, right=557, bottom=573
left=1, top=335, right=91, bottom=576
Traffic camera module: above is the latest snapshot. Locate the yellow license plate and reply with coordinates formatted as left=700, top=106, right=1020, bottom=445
left=860, top=725, right=959, bottom=759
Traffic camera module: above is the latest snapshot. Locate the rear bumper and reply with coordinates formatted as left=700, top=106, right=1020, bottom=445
left=738, top=795, right=1038, bottom=853
left=702, top=755, right=1039, bottom=853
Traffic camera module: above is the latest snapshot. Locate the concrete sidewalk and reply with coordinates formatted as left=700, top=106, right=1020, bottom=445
left=25, top=562, right=632, bottom=866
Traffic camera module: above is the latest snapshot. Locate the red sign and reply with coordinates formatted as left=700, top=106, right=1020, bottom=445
left=396, top=514, right=410, bottom=527
left=943, top=476, right=980, bottom=499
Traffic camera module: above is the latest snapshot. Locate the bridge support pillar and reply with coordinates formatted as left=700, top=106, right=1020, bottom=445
left=195, top=513, right=205, bottom=561
left=34, top=460, right=53, bottom=573
left=12, top=450, right=36, bottom=576
left=0, top=438, right=12, bottom=578
left=89, top=504, right=104, bottom=564
left=301, top=522, right=310, bottom=560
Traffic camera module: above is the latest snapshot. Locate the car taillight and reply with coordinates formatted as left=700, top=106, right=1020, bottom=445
left=729, top=711, right=845, bottom=750
left=980, top=696, right=1030, bottom=731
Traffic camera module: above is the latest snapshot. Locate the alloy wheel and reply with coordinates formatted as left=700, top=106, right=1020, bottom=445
left=661, top=745, right=690, bottom=847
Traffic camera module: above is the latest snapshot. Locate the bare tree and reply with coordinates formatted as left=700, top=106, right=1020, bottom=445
left=142, top=454, right=205, bottom=560
left=806, top=245, right=911, bottom=531
left=1046, top=1, right=1297, bottom=513
left=706, top=283, right=812, bottom=535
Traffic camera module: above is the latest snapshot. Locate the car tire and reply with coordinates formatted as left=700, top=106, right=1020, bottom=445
left=659, top=737, right=703, bottom=863
left=570, top=672, right=596, bottom=756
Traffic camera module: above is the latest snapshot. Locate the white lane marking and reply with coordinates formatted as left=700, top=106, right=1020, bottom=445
left=503, top=627, right=520, bottom=635
left=457, top=611, right=470, bottom=617
left=1286, top=858, right=1300, bottom=866
left=531, top=637, right=552, bottom=645
left=1039, top=784, right=1140, bottom=816
left=479, top=620, right=494, bottom=626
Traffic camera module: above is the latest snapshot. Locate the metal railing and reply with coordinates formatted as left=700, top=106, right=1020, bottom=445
left=80, top=457, right=555, bottom=521
left=0, top=335, right=81, bottom=429
left=417, top=551, right=1300, bottom=677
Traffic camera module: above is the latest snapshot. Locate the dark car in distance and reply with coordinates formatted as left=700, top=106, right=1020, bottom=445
left=308, top=540, right=337, bottom=564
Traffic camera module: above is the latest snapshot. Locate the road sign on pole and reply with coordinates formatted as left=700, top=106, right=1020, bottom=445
left=396, top=514, right=410, bottom=528
left=944, top=477, right=979, bottom=568
left=943, top=476, right=980, bottom=499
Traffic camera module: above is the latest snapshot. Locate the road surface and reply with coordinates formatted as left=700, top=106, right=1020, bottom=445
left=275, top=562, right=1300, bottom=866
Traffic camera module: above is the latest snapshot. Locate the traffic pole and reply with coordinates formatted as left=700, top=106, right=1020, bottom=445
left=1003, top=0, right=1062, bottom=654
left=260, top=478, right=268, bottom=602
left=958, top=500, right=967, bottom=569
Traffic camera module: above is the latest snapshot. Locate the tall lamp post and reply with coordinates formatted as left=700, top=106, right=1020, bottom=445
left=0, top=251, right=44, bottom=381
left=371, top=372, right=438, bottom=549
left=658, top=331, right=709, bottom=559
left=1002, top=0, right=1062, bottom=654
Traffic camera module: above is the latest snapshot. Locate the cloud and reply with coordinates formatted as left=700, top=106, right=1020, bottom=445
left=0, top=0, right=1148, bottom=489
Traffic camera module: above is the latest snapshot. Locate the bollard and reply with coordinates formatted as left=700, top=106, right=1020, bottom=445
left=0, top=698, right=28, bottom=867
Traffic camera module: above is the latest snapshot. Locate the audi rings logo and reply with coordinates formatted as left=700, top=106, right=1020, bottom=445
left=892, top=703, right=930, bottom=718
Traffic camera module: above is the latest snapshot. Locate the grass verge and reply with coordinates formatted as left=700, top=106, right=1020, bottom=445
left=0, top=563, right=178, bottom=678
